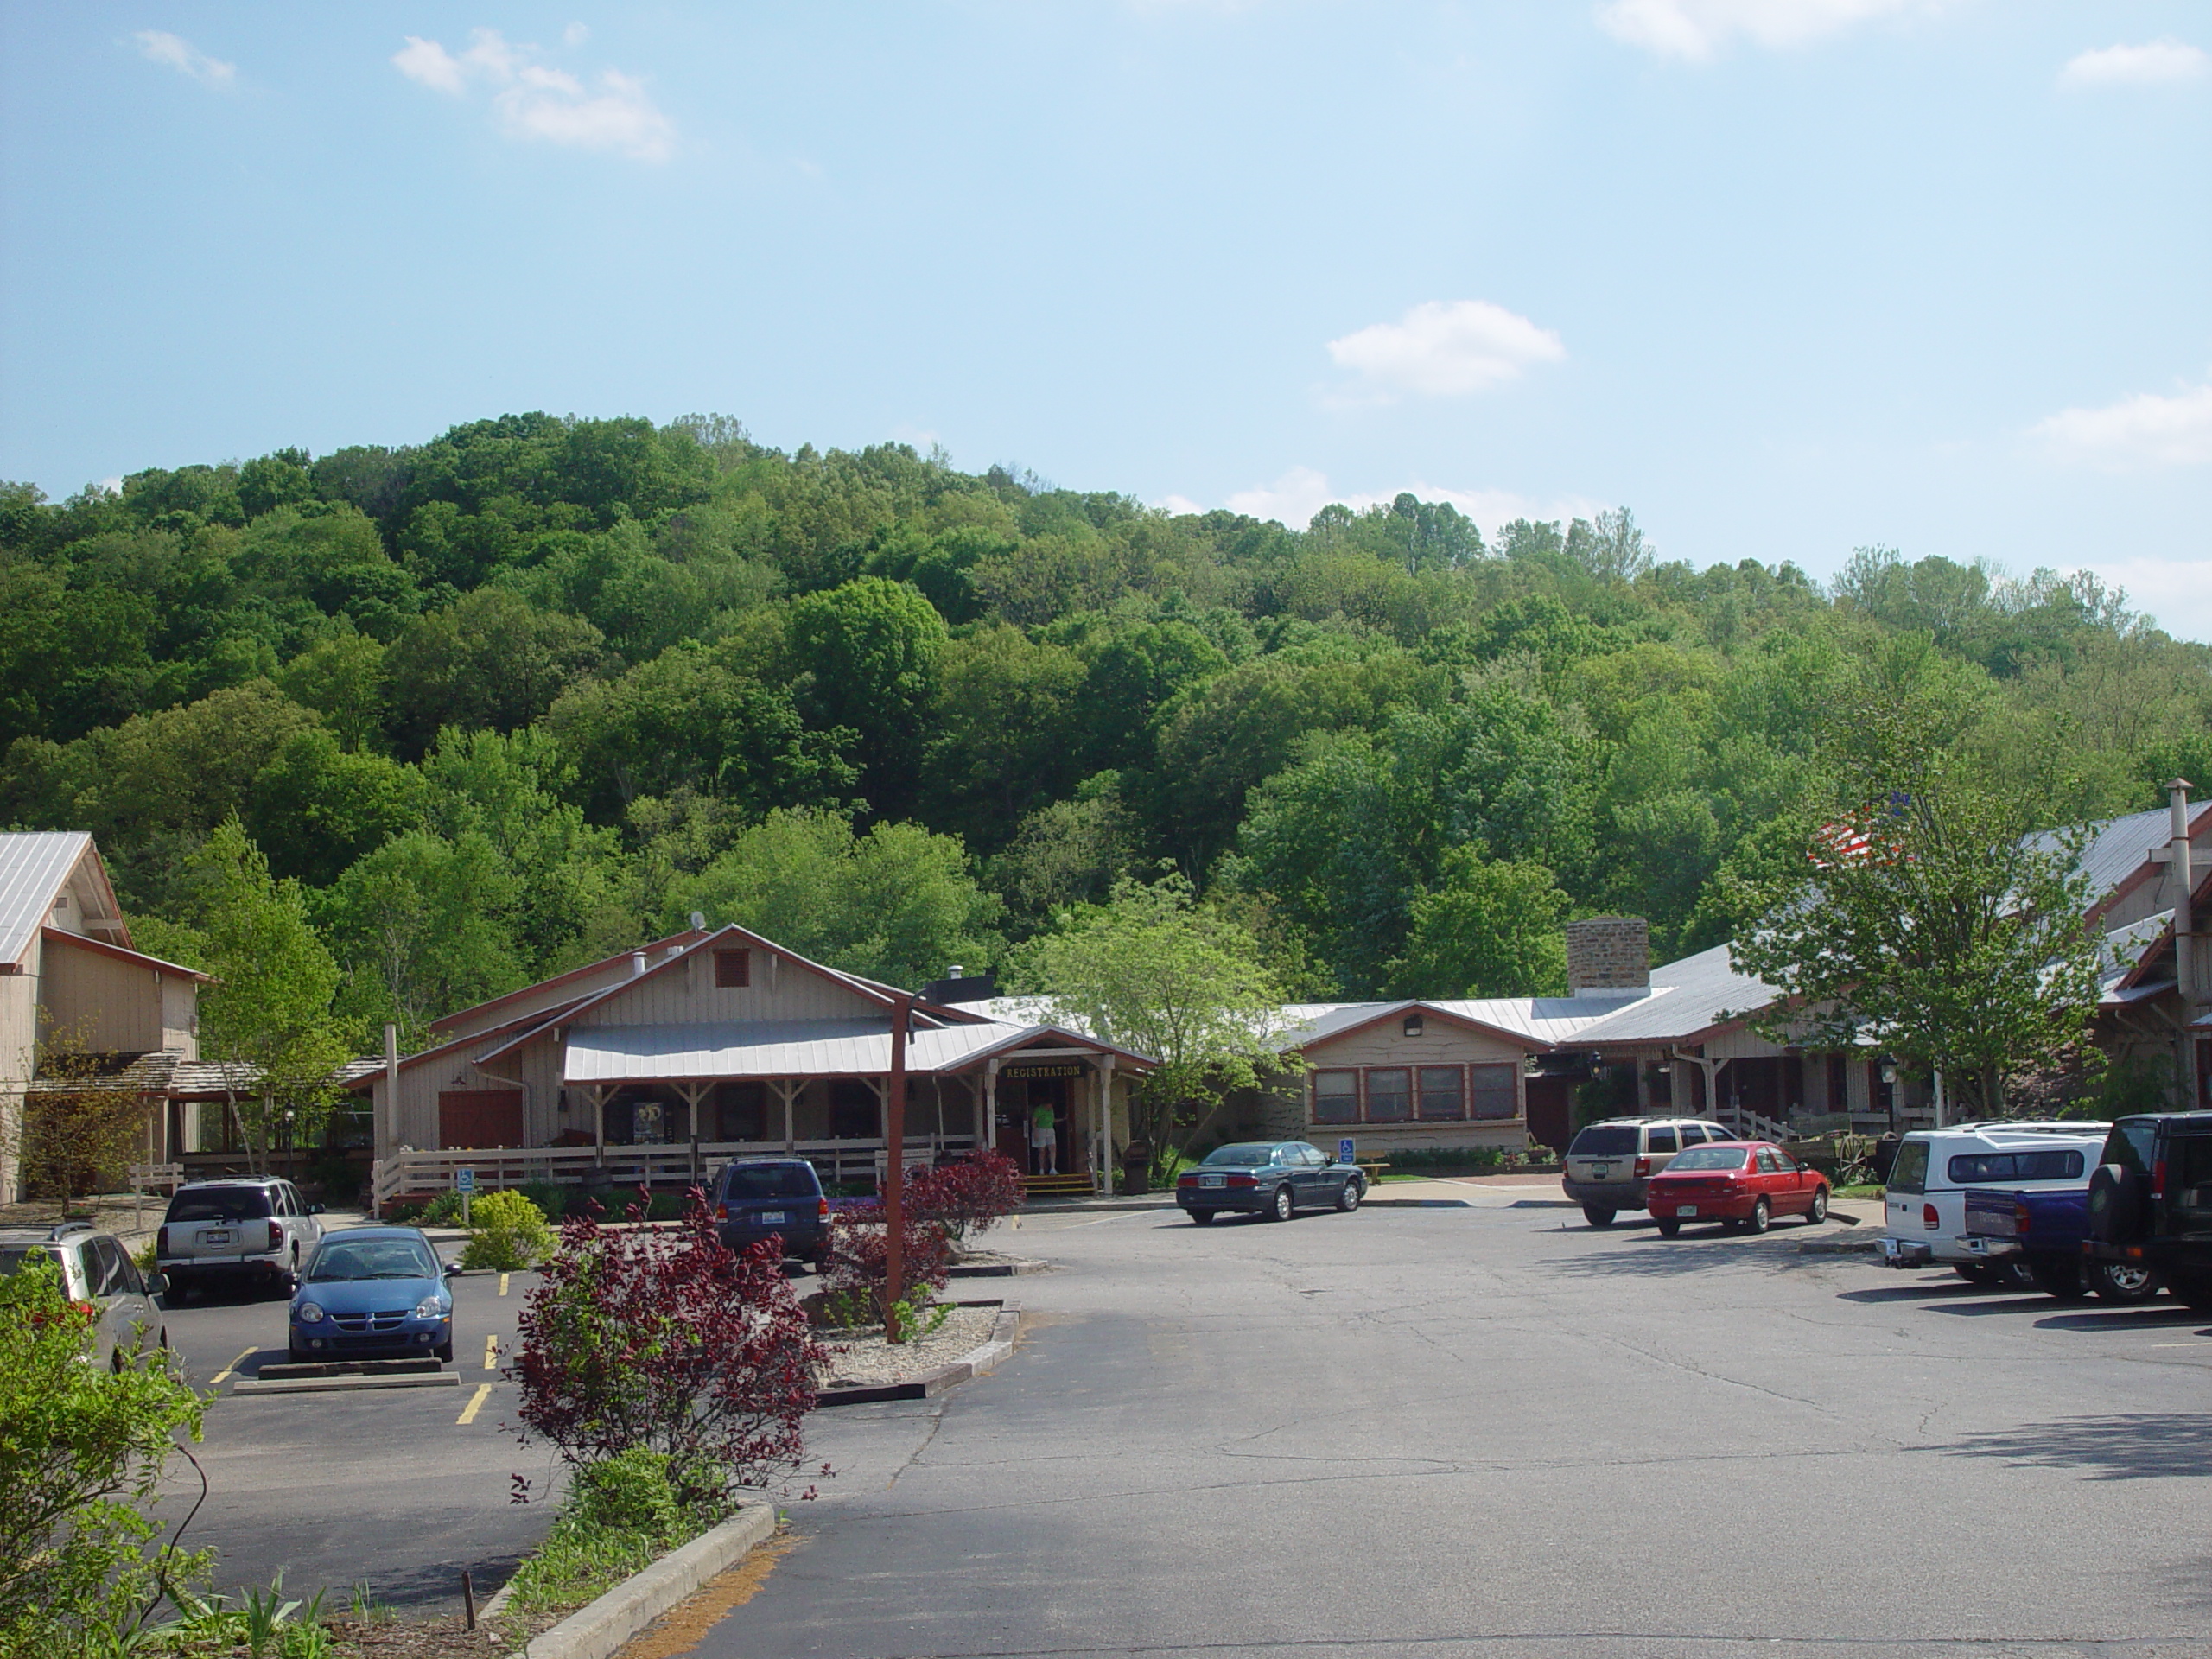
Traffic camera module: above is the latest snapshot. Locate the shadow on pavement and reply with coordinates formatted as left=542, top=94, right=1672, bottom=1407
left=2032, top=1306, right=2209, bottom=1333
left=1936, top=1414, right=2212, bottom=1481
left=1836, top=1280, right=1988, bottom=1303
left=1543, top=1235, right=1836, bottom=1278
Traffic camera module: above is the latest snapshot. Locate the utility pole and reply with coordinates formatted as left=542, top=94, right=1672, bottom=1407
left=883, top=994, right=912, bottom=1343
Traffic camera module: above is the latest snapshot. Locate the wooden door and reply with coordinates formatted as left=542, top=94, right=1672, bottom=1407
left=437, top=1089, right=524, bottom=1149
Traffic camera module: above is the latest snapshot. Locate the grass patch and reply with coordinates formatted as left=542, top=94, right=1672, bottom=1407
left=1833, top=1184, right=1885, bottom=1199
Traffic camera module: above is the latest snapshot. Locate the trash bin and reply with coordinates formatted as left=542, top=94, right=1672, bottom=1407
left=1872, top=1132, right=1903, bottom=1185
left=1119, top=1139, right=1153, bottom=1196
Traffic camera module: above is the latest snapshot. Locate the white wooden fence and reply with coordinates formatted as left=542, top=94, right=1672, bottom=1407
left=370, top=1136, right=980, bottom=1211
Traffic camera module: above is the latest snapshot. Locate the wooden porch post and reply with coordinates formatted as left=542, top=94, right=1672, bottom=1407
left=779, top=1079, right=796, bottom=1151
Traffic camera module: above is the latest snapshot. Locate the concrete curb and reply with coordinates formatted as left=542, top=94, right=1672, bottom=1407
left=1019, top=1198, right=1176, bottom=1214
left=1362, top=1198, right=1472, bottom=1208
left=230, top=1371, right=461, bottom=1395
left=813, top=1300, right=1020, bottom=1408
left=947, top=1258, right=1051, bottom=1277
left=522, top=1499, right=777, bottom=1659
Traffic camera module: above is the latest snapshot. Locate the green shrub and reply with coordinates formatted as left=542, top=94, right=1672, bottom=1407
left=505, top=1449, right=708, bottom=1618
left=569, top=1447, right=686, bottom=1536
left=416, top=1191, right=465, bottom=1226
left=460, top=1189, right=556, bottom=1271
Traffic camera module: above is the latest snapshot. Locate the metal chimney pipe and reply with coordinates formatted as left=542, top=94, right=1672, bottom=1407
left=632, top=950, right=648, bottom=976
left=2171, top=778, right=2195, bottom=1017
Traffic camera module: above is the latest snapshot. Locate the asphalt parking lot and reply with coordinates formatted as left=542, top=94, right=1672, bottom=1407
left=153, top=1257, right=555, bottom=1611
left=149, top=1194, right=2212, bottom=1650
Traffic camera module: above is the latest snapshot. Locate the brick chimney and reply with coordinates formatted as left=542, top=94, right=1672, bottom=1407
left=1566, top=917, right=1649, bottom=997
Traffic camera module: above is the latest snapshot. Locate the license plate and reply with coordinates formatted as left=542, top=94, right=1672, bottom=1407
left=1677, top=1205, right=1697, bottom=1217
left=1199, top=1175, right=1224, bottom=1188
left=1590, top=1165, right=1610, bottom=1179
left=758, top=1212, right=786, bottom=1224
left=203, top=1231, right=231, bottom=1246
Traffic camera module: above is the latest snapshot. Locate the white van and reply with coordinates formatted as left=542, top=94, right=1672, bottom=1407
left=1878, top=1122, right=2109, bottom=1284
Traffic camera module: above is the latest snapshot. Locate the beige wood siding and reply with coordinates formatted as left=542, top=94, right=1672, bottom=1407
left=41, top=935, right=163, bottom=1053
left=1704, top=1027, right=1790, bottom=1062
left=1302, top=1020, right=1526, bottom=1069
left=573, top=950, right=884, bottom=1027
left=1298, top=1017, right=1530, bottom=1139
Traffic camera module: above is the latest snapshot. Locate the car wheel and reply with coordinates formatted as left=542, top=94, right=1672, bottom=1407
left=1582, top=1206, right=1617, bottom=1228
left=1190, top=1210, right=1216, bottom=1225
left=1993, top=1259, right=2038, bottom=1290
left=1804, top=1189, right=1829, bottom=1225
left=435, top=1339, right=454, bottom=1363
left=1656, top=1220, right=1681, bottom=1238
left=2092, top=1262, right=2161, bottom=1303
left=1955, top=1262, right=1996, bottom=1286
left=1744, top=1198, right=1770, bottom=1235
left=2030, top=1257, right=2089, bottom=1300
left=1336, top=1179, right=1363, bottom=1212
left=1267, top=1185, right=1294, bottom=1223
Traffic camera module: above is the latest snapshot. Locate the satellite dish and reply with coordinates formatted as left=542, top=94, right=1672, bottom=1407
left=689, top=911, right=708, bottom=931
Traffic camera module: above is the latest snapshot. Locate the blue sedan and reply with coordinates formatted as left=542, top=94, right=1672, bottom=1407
left=1176, top=1141, right=1366, bottom=1224
left=289, top=1227, right=458, bottom=1363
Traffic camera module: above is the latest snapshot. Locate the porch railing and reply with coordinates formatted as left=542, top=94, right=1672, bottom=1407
left=369, top=1137, right=980, bottom=1212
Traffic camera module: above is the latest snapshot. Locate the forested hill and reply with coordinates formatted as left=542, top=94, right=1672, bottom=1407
left=3, top=412, right=2208, bottom=1041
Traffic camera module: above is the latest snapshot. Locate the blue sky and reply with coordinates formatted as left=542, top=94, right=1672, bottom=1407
left=3, top=3, right=2208, bottom=631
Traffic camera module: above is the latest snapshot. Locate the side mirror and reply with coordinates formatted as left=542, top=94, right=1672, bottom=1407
left=309, top=1203, right=325, bottom=1215
left=444, top=1262, right=462, bottom=1277
left=146, top=1272, right=168, bottom=1297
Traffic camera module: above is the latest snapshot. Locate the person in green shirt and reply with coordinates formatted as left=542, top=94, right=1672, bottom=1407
left=1030, top=1102, right=1058, bottom=1175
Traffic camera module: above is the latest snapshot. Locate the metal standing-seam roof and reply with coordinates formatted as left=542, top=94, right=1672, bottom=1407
left=561, top=1019, right=1145, bottom=1085
left=2031, top=804, right=2212, bottom=910
left=1566, top=944, right=1777, bottom=1047
left=0, top=831, right=96, bottom=965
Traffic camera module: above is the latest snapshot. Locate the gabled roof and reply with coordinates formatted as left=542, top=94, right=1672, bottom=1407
left=2058, top=802, right=2212, bottom=925
left=41, top=925, right=211, bottom=982
left=428, top=927, right=713, bottom=1035
left=0, top=832, right=130, bottom=967
left=1569, top=944, right=1777, bottom=1048
left=1269, top=992, right=1653, bottom=1052
left=561, top=1018, right=1154, bottom=1085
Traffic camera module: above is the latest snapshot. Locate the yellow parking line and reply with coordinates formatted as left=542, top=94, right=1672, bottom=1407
left=483, top=1334, right=499, bottom=1370
left=208, top=1348, right=254, bottom=1385
left=498, top=1273, right=510, bottom=1296
left=457, top=1382, right=493, bottom=1425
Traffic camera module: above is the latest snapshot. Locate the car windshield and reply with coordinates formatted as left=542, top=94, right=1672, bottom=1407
left=168, top=1189, right=273, bottom=1223
left=308, top=1241, right=438, bottom=1282
left=1663, top=1147, right=1750, bottom=1172
left=723, top=1166, right=817, bottom=1199
left=1203, top=1144, right=1279, bottom=1167
left=1569, top=1127, right=1638, bottom=1156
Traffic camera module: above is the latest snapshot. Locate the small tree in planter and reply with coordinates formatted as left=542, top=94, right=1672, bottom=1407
left=906, top=1150, right=1026, bottom=1252
left=822, top=1204, right=950, bottom=1338
left=512, top=1189, right=826, bottom=1511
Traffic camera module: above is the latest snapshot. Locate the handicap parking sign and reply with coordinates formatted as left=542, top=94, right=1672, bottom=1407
left=454, top=1167, right=477, bottom=1193
left=1338, top=1138, right=1356, bottom=1165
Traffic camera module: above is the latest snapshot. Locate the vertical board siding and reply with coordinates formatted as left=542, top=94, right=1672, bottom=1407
left=42, top=937, right=162, bottom=1053
left=575, top=952, right=881, bottom=1028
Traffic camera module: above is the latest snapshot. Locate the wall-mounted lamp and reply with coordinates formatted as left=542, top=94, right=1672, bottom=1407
left=1654, top=1062, right=1671, bottom=1076
left=1403, top=1012, right=1424, bottom=1038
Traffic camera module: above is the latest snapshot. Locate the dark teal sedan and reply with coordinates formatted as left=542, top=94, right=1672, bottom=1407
left=1177, top=1141, right=1365, bottom=1224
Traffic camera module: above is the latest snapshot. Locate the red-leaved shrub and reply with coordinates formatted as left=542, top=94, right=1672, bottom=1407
left=513, top=1188, right=826, bottom=1510
left=906, top=1149, right=1027, bottom=1246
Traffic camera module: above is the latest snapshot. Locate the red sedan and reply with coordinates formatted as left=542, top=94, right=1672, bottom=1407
left=1644, top=1141, right=1830, bottom=1236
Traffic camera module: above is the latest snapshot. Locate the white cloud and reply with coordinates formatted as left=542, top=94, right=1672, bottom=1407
left=2059, top=39, right=2209, bottom=88
left=1596, top=0, right=1924, bottom=62
left=1202, top=467, right=1603, bottom=538
left=133, top=30, right=237, bottom=88
left=563, top=23, right=592, bottom=48
left=1325, top=300, right=1565, bottom=402
left=2032, top=381, right=2212, bottom=469
left=2082, top=559, right=2212, bottom=645
left=391, top=28, right=675, bottom=162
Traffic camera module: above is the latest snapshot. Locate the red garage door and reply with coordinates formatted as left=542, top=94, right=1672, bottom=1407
left=438, top=1089, right=524, bottom=1148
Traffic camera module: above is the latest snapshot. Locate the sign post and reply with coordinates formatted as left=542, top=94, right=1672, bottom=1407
left=454, top=1166, right=476, bottom=1227
left=883, top=995, right=912, bottom=1344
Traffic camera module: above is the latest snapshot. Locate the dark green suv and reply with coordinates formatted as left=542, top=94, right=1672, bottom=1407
left=2085, top=1112, right=2212, bottom=1310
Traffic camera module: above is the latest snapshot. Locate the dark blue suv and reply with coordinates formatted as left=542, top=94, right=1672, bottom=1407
left=714, top=1159, right=830, bottom=1271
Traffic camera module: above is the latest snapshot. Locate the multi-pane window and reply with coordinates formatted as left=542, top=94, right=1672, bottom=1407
left=1365, top=1068, right=1412, bottom=1122
left=1417, top=1066, right=1465, bottom=1121
left=1313, top=1071, right=1359, bottom=1125
left=1471, top=1064, right=1518, bottom=1121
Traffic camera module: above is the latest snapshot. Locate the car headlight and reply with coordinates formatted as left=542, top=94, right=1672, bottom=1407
left=296, top=1303, right=325, bottom=1323
left=414, top=1294, right=450, bottom=1320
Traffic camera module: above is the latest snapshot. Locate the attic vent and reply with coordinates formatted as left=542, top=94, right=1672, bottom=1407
left=715, top=949, right=752, bottom=988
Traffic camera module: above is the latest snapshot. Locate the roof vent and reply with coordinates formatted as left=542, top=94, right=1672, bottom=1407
left=631, top=950, right=648, bottom=976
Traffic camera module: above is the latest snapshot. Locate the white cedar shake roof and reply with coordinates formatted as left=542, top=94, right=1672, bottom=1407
left=562, top=1020, right=1141, bottom=1084
left=0, top=831, right=101, bottom=964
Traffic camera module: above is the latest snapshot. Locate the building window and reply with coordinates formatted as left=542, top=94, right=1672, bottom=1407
left=1313, top=1070, right=1358, bottom=1125
left=1365, top=1068, right=1411, bottom=1122
left=1471, top=1063, right=1518, bottom=1120
left=714, top=948, right=751, bottom=988
left=1417, top=1066, right=1465, bottom=1121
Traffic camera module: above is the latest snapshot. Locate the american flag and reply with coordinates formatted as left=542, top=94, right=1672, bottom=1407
left=1809, top=792, right=1910, bottom=869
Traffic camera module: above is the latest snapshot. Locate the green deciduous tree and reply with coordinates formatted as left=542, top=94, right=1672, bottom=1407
left=1384, top=849, right=1570, bottom=999
left=787, top=577, right=946, bottom=814
left=183, top=818, right=352, bottom=1170
left=1726, top=649, right=2107, bottom=1119
left=1013, top=873, right=1291, bottom=1181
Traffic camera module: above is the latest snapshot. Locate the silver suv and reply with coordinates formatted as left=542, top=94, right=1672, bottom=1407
left=159, top=1178, right=325, bottom=1299
left=1564, top=1116, right=1737, bottom=1227
left=0, top=1220, right=167, bottom=1370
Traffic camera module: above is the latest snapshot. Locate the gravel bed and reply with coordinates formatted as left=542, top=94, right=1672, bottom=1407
left=818, top=1305, right=1000, bottom=1388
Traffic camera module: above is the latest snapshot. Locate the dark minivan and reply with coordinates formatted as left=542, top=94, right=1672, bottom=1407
left=714, top=1159, right=830, bottom=1270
